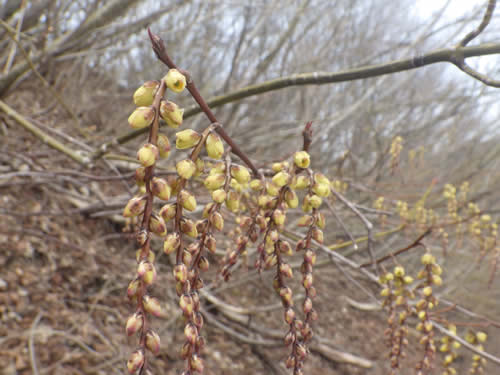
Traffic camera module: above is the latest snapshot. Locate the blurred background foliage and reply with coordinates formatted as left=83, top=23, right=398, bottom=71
left=1, top=1, right=499, bottom=374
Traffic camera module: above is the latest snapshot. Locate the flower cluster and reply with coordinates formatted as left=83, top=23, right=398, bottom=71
left=380, top=265, right=414, bottom=374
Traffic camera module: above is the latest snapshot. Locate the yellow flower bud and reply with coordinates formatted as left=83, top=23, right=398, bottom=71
left=137, top=143, right=158, bottom=167
left=249, top=179, right=264, bottom=191
left=160, top=100, right=184, bottom=128
left=180, top=218, right=198, bottom=238
left=394, top=266, right=405, bottom=277
left=291, top=175, right=310, bottom=190
left=230, top=165, right=251, bottom=184
left=294, top=151, right=310, bottom=168
left=285, top=189, right=298, bottom=208
left=210, top=211, right=224, bottom=231
left=421, top=253, right=435, bottom=265
left=163, top=233, right=180, bottom=255
left=127, top=349, right=145, bottom=374
left=145, top=330, right=161, bottom=356
left=176, top=159, right=197, bottom=179
left=176, top=129, right=201, bottom=149
left=312, top=182, right=330, bottom=197
left=476, top=332, right=487, bottom=342
left=149, top=214, right=167, bottom=236
left=128, top=106, right=155, bottom=129
left=123, top=196, right=146, bottom=217
left=205, top=133, right=224, bottom=159
left=422, top=286, right=433, bottom=297
left=226, top=191, right=240, bottom=212
left=272, top=209, right=286, bottom=226
left=163, top=68, right=186, bottom=93
left=179, top=190, right=197, bottom=211
left=133, top=80, right=159, bottom=106
left=272, top=171, right=290, bottom=187
left=151, top=177, right=171, bottom=201
left=266, top=182, right=281, bottom=196
left=212, top=189, right=226, bottom=203
left=204, top=173, right=225, bottom=190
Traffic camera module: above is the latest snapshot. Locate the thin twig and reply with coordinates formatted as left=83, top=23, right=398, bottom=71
left=330, top=188, right=377, bottom=274
left=29, top=311, right=43, bottom=375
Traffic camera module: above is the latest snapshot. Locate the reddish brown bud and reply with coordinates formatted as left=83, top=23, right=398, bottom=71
left=279, top=240, right=293, bottom=256
left=145, top=329, right=161, bottom=356
left=149, top=214, right=167, bottom=236
left=163, top=233, right=180, bottom=255
left=304, top=249, right=316, bottom=265
left=210, top=211, right=224, bottom=231
left=198, top=256, right=210, bottom=271
left=143, top=295, right=163, bottom=317
left=180, top=218, right=198, bottom=238
left=303, top=273, right=313, bottom=289
left=279, top=286, right=293, bottom=305
left=179, top=189, right=197, bottom=211
left=127, top=278, right=140, bottom=300
left=303, top=297, right=313, bottom=313
left=174, top=263, right=188, bottom=283
left=190, top=354, right=204, bottom=373
left=205, top=235, right=217, bottom=253
left=184, top=323, right=198, bottom=344
left=284, top=307, right=296, bottom=324
left=312, top=227, right=324, bottom=244
left=284, top=331, right=296, bottom=346
left=126, top=312, right=143, bottom=336
left=279, top=263, right=293, bottom=278
left=127, top=349, right=145, bottom=373
left=179, top=294, right=194, bottom=316
left=137, top=260, right=157, bottom=286
left=159, top=203, right=176, bottom=222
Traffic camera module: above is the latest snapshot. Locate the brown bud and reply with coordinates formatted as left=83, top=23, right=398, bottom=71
left=179, top=189, right=197, bottom=211
left=159, top=203, right=177, bottom=222
left=163, top=233, right=180, bottom=255
left=123, top=196, right=146, bottom=218
left=151, top=177, right=171, bottom=201
left=135, top=167, right=147, bottom=187
left=174, top=263, right=188, bottom=283
left=312, top=227, right=324, bottom=244
left=198, top=256, right=210, bottom=271
left=149, top=214, right=167, bottom=236
left=205, top=235, right=217, bottom=253
left=157, top=133, right=171, bottom=158
left=304, top=249, right=316, bottom=265
left=303, top=273, right=313, bottom=289
left=210, top=211, right=224, bottom=231
left=180, top=218, right=198, bottom=238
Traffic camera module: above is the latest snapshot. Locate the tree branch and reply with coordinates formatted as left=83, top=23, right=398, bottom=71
left=100, top=42, right=500, bottom=152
